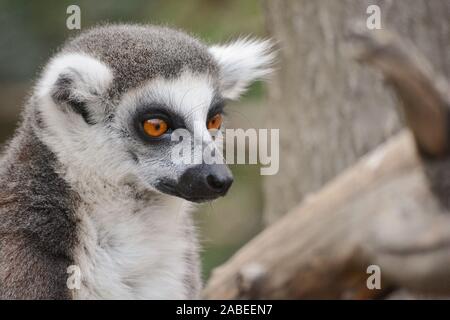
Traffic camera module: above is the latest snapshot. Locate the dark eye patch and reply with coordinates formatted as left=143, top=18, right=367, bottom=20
left=132, top=103, right=185, bottom=143
left=132, top=98, right=226, bottom=144
left=134, top=104, right=185, bottom=128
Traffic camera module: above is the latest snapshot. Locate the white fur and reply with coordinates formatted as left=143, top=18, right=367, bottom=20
left=113, top=72, right=219, bottom=176
left=209, top=38, right=275, bottom=99
left=116, top=72, right=215, bottom=140
left=38, top=114, right=199, bottom=299
left=71, top=176, right=195, bottom=300
left=35, top=54, right=132, bottom=187
left=36, top=71, right=211, bottom=300
left=36, top=96, right=197, bottom=299
left=36, top=53, right=113, bottom=102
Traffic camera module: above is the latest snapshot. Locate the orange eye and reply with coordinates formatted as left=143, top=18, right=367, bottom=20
left=143, top=118, right=168, bottom=137
left=207, top=114, right=223, bottom=130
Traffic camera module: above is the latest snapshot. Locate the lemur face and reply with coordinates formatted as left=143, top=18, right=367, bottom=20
left=35, top=25, right=274, bottom=203
left=113, top=71, right=234, bottom=202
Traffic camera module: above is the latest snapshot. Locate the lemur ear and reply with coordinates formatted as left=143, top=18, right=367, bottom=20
left=209, top=38, right=275, bottom=100
left=36, top=53, right=113, bottom=124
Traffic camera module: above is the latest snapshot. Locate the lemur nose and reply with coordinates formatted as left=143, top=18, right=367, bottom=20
left=206, top=171, right=233, bottom=194
left=177, top=164, right=234, bottom=202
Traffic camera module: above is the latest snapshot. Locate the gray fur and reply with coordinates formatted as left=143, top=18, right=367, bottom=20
left=0, top=105, right=78, bottom=299
left=62, top=24, right=219, bottom=98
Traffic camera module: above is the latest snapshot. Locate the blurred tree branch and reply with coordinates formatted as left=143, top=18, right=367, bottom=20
left=203, top=28, right=450, bottom=299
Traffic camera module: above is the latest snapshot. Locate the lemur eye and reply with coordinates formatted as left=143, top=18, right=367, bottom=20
left=143, top=118, right=168, bottom=137
left=207, top=114, right=223, bottom=130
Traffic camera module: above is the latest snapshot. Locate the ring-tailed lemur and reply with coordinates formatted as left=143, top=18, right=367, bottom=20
left=0, top=24, right=273, bottom=299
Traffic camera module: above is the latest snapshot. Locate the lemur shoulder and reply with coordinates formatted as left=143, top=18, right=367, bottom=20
left=0, top=24, right=274, bottom=299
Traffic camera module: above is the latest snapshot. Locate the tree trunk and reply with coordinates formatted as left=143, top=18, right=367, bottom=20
left=263, top=0, right=450, bottom=224
left=203, top=26, right=450, bottom=298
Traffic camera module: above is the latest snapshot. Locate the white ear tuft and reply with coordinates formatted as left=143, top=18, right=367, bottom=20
left=36, top=53, right=113, bottom=102
left=209, top=38, right=276, bottom=100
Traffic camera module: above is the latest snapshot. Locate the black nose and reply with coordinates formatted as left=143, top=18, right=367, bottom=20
left=206, top=171, right=233, bottom=193
left=176, top=164, right=234, bottom=202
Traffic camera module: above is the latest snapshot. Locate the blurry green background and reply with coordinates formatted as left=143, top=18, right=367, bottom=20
left=0, top=0, right=268, bottom=281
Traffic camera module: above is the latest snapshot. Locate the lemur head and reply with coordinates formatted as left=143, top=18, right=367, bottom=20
left=33, top=24, right=274, bottom=203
